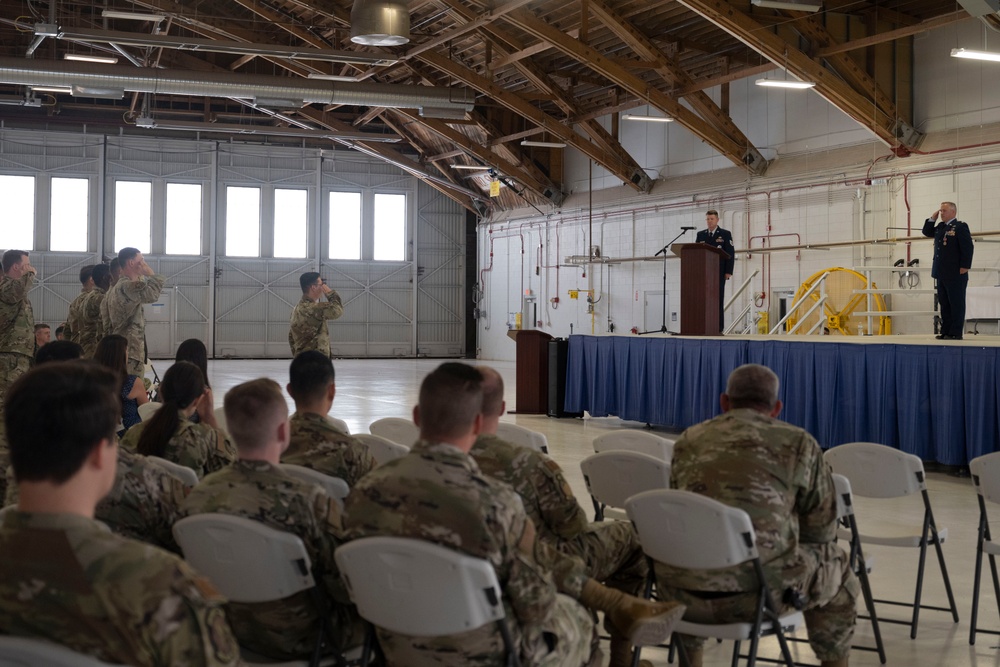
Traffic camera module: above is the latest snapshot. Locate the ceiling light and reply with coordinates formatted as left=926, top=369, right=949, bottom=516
left=521, top=140, right=567, bottom=148
left=306, top=73, right=361, bottom=82
left=64, top=53, right=119, bottom=64
left=622, top=114, right=674, bottom=123
left=450, top=164, right=490, bottom=170
left=750, top=0, right=822, bottom=11
left=951, top=48, right=1000, bottom=63
left=135, top=118, right=401, bottom=142
left=31, top=86, right=73, bottom=94
left=755, top=79, right=816, bottom=89
left=101, top=9, right=165, bottom=21
left=350, top=0, right=410, bottom=46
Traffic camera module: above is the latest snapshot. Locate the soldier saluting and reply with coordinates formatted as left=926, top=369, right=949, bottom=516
left=289, top=272, right=343, bottom=358
left=104, top=248, right=166, bottom=379
left=0, top=249, right=37, bottom=408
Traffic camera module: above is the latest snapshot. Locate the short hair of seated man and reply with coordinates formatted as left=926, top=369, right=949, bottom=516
left=287, top=350, right=335, bottom=405
left=224, top=378, right=289, bottom=454
left=415, top=362, right=484, bottom=444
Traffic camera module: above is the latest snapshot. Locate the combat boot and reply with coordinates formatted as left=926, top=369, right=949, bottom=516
left=820, top=659, right=848, bottom=667
left=579, top=579, right=686, bottom=645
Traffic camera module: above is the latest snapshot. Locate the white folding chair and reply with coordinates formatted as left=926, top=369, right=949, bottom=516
left=352, top=433, right=409, bottom=467
left=0, top=637, right=120, bottom=666
left=280, top=464, right=350, bottom=508
left=147, top=455, right=199, bottom=487
left=580, top=450, right=670, bottom=521
left=625, top=489, right=804, bottom=667
left=137, top=401, right=161, bottom=422
left=213, top=406, right=228, bottom=435
left=592, top=429, right=675, bottom=461
left=328, top=417, right=350, bottom=435
left=495, top=422, right=549, bottom=454
left=335, top=536, right=520, bottom=667
left=367, top=418, right=418, bottom=447
left=824, top=442, right=958, bottom=639
left=830, top=473, right=885, bottom=663
left=173, top=514, right=351, bottom=667
left=969, top=452, right=1000, bottom=645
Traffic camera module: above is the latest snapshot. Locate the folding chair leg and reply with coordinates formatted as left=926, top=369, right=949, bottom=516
left=910, top=512, right=931, bottom=639
left=856, top=557, right=886, bottom=662
left=928, top=516, right=959, bottom=623
left=591, top=495, right=604, bottom=522
left=730, top=640, right=741, bottom=667
left=970, top=510, right=987, bottom=646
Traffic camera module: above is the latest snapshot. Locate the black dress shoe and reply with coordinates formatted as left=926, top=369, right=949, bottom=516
left=935, top=334, right=947, bottom=340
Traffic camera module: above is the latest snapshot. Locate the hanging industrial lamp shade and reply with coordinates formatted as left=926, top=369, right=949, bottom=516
left=350, top=0, right=410, bottom=46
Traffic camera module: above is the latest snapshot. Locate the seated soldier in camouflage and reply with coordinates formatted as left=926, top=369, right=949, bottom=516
left=284, top=350, right=375, bottom=487
left=344, top=362, right=684, bottom=667
left=658, top=364, right=859, bottom=667
left=472, top=366, right=652, bottom=667
left=121, top=361, right=236, bottom=479
left=4, top=343, right=190, bottom=552
left=0, top=362, right=241, bottom=667
left=179, top=378, right=362, bottom=661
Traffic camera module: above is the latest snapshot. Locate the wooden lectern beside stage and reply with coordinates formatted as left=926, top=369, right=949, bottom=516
left=671, top=243, right=729, bottom=336
left=506, top=329, right=552, bottom=413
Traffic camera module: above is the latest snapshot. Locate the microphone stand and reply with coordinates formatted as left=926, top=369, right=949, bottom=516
left=640, top=228, right=694, bottom=335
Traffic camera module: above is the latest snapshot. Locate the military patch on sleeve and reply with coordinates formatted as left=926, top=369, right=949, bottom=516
left=205, top=607, right=239, bottom=664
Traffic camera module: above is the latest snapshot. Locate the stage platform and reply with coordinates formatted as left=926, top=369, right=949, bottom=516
left=564, top=333, right=1000, bottom=466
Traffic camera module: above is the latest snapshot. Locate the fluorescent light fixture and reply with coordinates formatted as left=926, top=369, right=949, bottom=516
left=751, top=0, right=822, bottom=11
left=135, top=118, right=401, bottom=142
left=951, top=47, right=1000, bottom=63
left=64, top=53, right=119, bottom=64
left=755, top=79, right=816, bottom=89
left=521, top=140, right=567, bottom=148
left=622, top=113, right=674, bottom=123
left=306, top=73, right=361, bottom=82
left=71, top=84, right=125, bottom=99
left=450, top=164, right=490, bottom=170
left=31, top=86, right=73, bottom=94
left=101, top=9, right=165, bottom=21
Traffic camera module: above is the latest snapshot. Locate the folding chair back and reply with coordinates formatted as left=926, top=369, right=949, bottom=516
left=824, top=442, right=958, bottom=639
left=968, top=452, right=1000, bottom=645
left=353, top=433, right=409, bottom=467
left=147, top=455, right=199, bottom=487
left=368, top=418, right=419, bottom=446
left=280, top=464, right=350, bottom=504
left=328, top=417, right=350, bottom=435
left=592, top=429, right=674, bottom=461
left=495, top=423, right=549, bottom=454
left=0, top=637, right=119, bottom=666
left=335, top=536, right=519, bottom=667
left=173, top=514, right=315, bottom=603
left=581, top=450, right=670, bottom=516
left=824, top=442, right=924, bottom=499
left=972, top=452, right=1000, bottom=504
left=137, top=401, right=161, bottom=422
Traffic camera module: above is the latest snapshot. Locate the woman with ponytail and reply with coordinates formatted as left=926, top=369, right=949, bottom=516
left=119, top=361, right=236, bottom=478
left=93, top=334, right=148, bottom=435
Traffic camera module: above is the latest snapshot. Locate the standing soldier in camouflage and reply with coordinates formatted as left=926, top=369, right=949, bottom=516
left=284, top=350, right=375, bottom=486
left=0, top=362, right=241, bottom=667
left=179, top=378, right=362, bottom=660
left=78, top=263, right=112, bottom=357
left=289, top=271, right=343, bottom=358
left=657, top=364, right=859, bottom=667
left=105, top=247, right=166, bottom=378
left=344, top=363, right=684, bottom=667
left=0, top=249, right=36, bottom=410
left=471, top=366, right=652, bottom=667
left=62, top=264, right=95, bottom=345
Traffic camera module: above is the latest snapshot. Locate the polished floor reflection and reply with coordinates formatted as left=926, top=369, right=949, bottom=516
left=189, top=357, right=994, bottom=667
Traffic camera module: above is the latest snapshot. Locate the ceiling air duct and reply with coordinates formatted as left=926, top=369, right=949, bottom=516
left=351, top=0, right=410, bottom=46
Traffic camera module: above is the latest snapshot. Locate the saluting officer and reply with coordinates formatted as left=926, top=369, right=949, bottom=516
left=923, top=201, right=973, bottom=340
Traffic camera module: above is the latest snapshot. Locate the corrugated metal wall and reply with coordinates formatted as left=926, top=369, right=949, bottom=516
left=0, top=129, right=466, bottom=359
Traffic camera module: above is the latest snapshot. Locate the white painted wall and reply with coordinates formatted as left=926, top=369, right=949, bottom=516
left=478, top=19, right=1000, bottom=361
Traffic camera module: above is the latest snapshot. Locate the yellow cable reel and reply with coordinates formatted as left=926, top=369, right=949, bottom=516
left=785, top=267, right=891, bottom=335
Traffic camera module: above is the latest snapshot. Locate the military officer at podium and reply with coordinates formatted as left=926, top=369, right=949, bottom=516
left=696, top=209, right=735, bottom=332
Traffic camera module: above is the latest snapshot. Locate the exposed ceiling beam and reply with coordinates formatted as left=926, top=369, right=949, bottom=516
left=503, top=7, right=765, bottom=174
left=588, top=0, right=765, bottom=172
left=675, top=0, right=922, bottom=151
left=417, top=49, right=653, bottom=193
left=228, top=0, right=330, bottom=50
left=403, top=0, right=539, bottom=60
left=815, top=10, right=970, bottom=57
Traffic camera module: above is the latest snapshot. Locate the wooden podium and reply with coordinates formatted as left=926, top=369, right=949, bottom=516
left=506, top=329, right=552, bottom=413
left=672, top=243, right=729, bottom=335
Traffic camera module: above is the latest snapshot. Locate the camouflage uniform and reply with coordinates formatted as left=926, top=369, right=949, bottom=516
left=77, top=286, right=107, bottom=357
left=178, top=459, right=361, bottom=659
left=0, top=423, right=8, bottom=503
left=4, top=447, right=189, bottom=552
left=288, top=292, right=344, bottom=358
left=104, top=273, right=166, bottom=377
left=120, top=418, right=236, bottom=480
left=0, top=510, right=241, bottom=667
left=285, top=411, right=376, bottom=487
left=657, top=408, right=859, bottom=662
left=63, top=287, right=90, bottom=345
left=471, top=433, right=647, bottom=593
left=0, top=270, right=35, bottom=408
left=344, top=440, right=596, bottom=667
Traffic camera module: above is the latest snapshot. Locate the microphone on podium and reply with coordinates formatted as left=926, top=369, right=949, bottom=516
left=680, top=226, right=697, bottom=230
